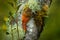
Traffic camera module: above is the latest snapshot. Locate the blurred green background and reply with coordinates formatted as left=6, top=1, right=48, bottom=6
left=0, top=0, right=60, bottom=40
left=39, top=0, right=60, bottom=40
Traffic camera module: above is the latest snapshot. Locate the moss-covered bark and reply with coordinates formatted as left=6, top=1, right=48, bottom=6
left=0, top=0, right=17, bottom=40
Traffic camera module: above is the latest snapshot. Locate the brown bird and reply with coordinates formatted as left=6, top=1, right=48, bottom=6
left=22, top=7, right=32, bottom=32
